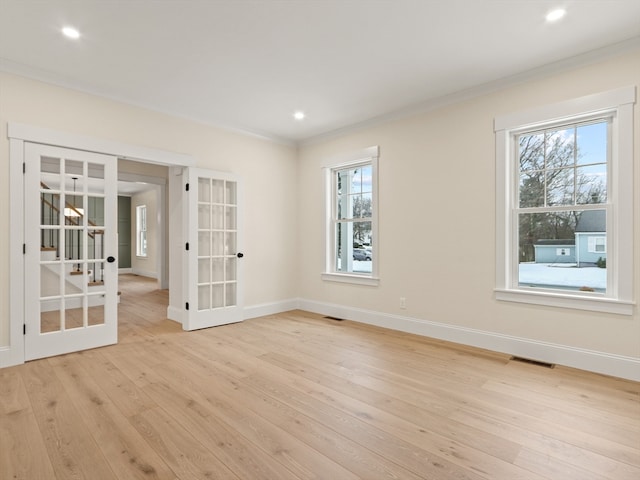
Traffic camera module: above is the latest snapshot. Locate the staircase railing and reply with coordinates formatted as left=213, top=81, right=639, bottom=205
left=40, top=182, right=105, bottom=283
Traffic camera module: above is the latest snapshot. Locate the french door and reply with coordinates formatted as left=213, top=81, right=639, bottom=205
left=184, top=168, right=243, bottom=330
left=24, top=143, right=118, bottom=360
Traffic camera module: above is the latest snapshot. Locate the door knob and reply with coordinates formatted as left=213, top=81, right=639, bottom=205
left=107, top=256, right=116, bottom=263
left=236, top=252, right=244, bottom=258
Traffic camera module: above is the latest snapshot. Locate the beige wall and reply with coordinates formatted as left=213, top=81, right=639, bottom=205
left=0, top=72, right=298, bottom=346
left=296, top=48, right=640, bottom=359
left=131, top=188, right=159, bottom=278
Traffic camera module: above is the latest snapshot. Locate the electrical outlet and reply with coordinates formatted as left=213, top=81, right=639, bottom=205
left=399, top=297, right=406, bottom=309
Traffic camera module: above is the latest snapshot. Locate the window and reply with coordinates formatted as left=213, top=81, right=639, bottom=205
left=136, top=204, right=147, bottom=257
left=322, top=146, right=379, bottom=286
left=495, top=87, right=634, bottom=314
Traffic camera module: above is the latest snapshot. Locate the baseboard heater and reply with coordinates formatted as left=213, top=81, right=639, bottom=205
left=510, top=356, right=555, bottom=369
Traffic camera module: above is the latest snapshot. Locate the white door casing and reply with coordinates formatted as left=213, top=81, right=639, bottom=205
left=24, top=143, right=118, bottom=360
left=183, top=167, right=243, bottom=330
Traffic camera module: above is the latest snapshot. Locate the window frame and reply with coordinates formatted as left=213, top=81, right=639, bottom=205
left=322, top=146, right=379, bottom=286
left=494, top=87, right=635, bottom=315
left=136, top=204, right=147, bottom=257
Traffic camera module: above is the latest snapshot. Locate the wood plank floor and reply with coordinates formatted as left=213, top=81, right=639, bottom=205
left=1, top=274, right=638, bottom=479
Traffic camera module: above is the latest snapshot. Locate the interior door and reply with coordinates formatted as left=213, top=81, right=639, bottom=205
left=184, top=167, right=243, bottom=330
left=24, top=143, right=118, bottom=360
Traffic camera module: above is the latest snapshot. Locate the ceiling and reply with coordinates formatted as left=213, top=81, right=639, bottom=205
left=1, top=1, right=639, bottom=145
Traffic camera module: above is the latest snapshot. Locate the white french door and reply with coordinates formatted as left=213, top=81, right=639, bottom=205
left=24, top=143, right=118, bottom=361
left=183, top=168, right=243, bottom=330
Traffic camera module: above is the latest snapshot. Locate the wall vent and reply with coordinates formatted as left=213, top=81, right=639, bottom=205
left=510, top=356, right=555, bottom=369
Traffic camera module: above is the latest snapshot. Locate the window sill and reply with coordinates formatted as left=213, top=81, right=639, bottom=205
left=322, top=272, right=379, bottom=287
left=495, top=288, right=634, bottom=315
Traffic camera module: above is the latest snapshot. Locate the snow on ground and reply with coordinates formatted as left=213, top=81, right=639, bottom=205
left=519, top=263, right=606, bottom=290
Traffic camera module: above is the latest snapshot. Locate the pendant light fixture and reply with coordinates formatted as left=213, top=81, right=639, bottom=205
left=64, top=177, right=84, bottom=217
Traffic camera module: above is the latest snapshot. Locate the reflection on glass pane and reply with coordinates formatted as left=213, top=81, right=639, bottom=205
left=225, top=232, right=236, bottom=255
left=212, top=232, right=224, bottom=256
left=519, top=133, right=545, bottom=172
left=335, top=221, right=373, bottom=274
left=65, top=303, right=84, bottom=330
left=211, top=205, right=224, bottom=229
left=65, top=194, right=84, bottom=222
left=211, top=179, right=224, bottom=203
left=546, top=128, right=575, bottom=170
left=88, top=302, right=105, bottom=326
left=87, top=196, right=104, bottom=227
left=546, top=168, right=573, bottom=206
left=198, top=285, right=211, bottom=310
left=212, top=258, right=224, bottom=282
left=519, top=173, right=544, bottom=208
left=212, top=284, right=224, bottom=308
left=198, top=204, right=211, bottom=229
left=41, top=156, right=61, bottom=175
left=65, top=229, right=85, bottom=261
left=198, top=258, right=211, bottom=283
left=41, top=193, right=60, bottom=226
left=198, top=231, right=211, bottom=256
left=88, top=163, right=105, bottom=183
left=88, top=231, right=105, bottom=261
left=517, top=210, right=606, bottom=293
left=64, top=270, right=83, bottom=294
left=576, top=165, right=607, bottom=204
left=577, top=122, right=608, bottom=165
left=225, top=257, right=236, bottom=281
left=226, top=282, right=236, bottom=307
left=41, top=263, right=61, bottom=297
left=41, top=227, right=59, bottom=252
left=225, top=206, right=237, bottom=230
left=226, top=181, right=237, bottom=205
left=198, top=178, right=211, bottom=203
left=337, top=194, right=349, bottom=220
left=65, top=159, right=84, bottom=188
left=41, top=300, right=62, bottom=333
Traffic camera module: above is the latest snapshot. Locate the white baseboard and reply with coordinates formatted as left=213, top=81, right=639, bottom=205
left=132, top=268, right=157, bottom=279
left=119, top=268, right=133, bottom=274
left=0, top=346, right=24, bottom=368
left=243, top=299, right=299, bottom=320
left=296, top=298, right=640, bottom=382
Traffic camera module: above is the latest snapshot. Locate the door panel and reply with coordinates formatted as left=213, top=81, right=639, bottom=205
left=25, top=144, right=118, bottom=360
left=184, top=168, right=243, bottom=330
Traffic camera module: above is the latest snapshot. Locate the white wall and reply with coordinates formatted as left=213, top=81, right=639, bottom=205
left=0, top=72, right=299, bottom=348
left=296, top=48, right=640, bottom=373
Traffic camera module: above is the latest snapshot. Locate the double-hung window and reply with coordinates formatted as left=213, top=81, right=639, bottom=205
left=136, top=204, right=147, bottom=257
left=495, top=87, right=634, bottom=314
left=322, top=146, right=379, bottom=286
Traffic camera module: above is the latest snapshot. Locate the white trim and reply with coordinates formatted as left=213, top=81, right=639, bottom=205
left=243, top=299, right=299, bottom=320
left=0, top=138, right=26, bottom=367
left=8, top=123, right=195, bottom=166
left=3, top=123, right=195, bottom=368
left=494, top=87, right=635, bottom=311
left=167, top=305, right=183, bottom=324
left=323, top=146, right=379, bottom=285
left=296, top=298, right=640, bottom=381
left=131, top=268, right=157, bottom=279
left=321, top=273, right=380, bottom=286
left=119, top=268, right=133, bottom=274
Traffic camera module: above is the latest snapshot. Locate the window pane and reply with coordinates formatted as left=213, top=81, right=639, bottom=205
left=519, top=133, right=545, bottom=172
left=518, top=210, right=606, bottom=293
left=576, top=164, right=607, bottom=204
left=335, top=220, right=372, bottom=274
left=546, top=167, right=574, bottom=206
left=545, top=128, right=575, bottom=170
left=577, top=122, right=608, bottom=166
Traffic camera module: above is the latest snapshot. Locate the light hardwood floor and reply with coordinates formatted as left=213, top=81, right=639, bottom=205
left=1, top=274, right=638, bottom=479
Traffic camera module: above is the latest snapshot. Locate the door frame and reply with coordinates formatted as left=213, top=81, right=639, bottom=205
left=3, top=122, right=195, bottom=368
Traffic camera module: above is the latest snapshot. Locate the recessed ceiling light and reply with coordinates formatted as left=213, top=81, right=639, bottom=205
left=546, top=8, right=566, bottom=22
left=62, top=26, right=80, bottom=39
left=293, top=111, right=305, bottom=120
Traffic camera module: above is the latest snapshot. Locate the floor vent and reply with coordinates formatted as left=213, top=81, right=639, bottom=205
left=510, top=356, right=555, bottom=369
left=324, top=316, right=344, bottom=321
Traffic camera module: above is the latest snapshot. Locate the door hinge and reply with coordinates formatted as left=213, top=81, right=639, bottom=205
left=23, top=162, right=26, bottom=174
left=185, top=242, right=189, bottom=251
left=23, top=243, right=26, bottom=254
left=23, top=324, right=26, bottom=335
left=185, top=183, right=189, bottom=192
left=185, top=302, right=189, bottom=310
